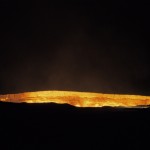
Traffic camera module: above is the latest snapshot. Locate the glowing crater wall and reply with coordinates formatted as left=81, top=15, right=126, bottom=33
left=0, top=91, right=150, bottom=107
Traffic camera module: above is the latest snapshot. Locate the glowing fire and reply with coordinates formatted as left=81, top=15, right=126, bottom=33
left=0, top=91, right=150, bottom=107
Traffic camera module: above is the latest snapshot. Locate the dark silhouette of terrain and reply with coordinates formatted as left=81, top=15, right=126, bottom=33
left=0, top=102, right=150, bottom=150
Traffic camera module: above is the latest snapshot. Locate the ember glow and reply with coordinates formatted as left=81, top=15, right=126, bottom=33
left=0, top=91, right=150, bottom=107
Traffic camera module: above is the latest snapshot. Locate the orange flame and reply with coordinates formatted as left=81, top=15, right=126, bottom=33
left=0, top=91, right=150, bottom=107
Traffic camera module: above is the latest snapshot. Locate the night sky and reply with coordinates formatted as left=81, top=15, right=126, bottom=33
left=0, top=0, right=150, bottom=95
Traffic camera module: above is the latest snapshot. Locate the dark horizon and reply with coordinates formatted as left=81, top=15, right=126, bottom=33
left=0, top=1, right=150, bottom=95
left=0, top=101, right=149, bottom=150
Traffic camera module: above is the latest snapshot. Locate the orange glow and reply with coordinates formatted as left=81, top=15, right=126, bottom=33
left=0, top=91, right=150, bottom=107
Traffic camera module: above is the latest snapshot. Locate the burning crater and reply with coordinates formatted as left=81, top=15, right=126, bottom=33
left=0, top=91, right=150, bottom=108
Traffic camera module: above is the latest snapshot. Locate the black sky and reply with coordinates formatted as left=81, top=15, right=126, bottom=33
left=0, top=0, right=150, bottom=95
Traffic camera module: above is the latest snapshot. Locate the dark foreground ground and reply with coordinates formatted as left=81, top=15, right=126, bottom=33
left=0, top=102, right=150, bottom=150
